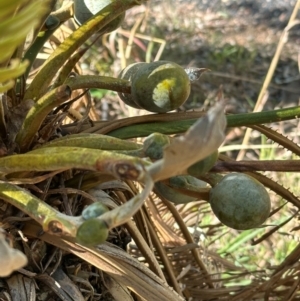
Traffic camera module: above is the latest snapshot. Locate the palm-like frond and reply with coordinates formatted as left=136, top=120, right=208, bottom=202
left=0, top=0, right=48, bottom=92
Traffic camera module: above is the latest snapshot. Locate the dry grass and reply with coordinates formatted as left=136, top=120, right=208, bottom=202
left=107, top=1, right=300, bottom=299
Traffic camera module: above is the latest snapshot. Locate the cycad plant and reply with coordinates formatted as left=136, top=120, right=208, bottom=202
left=1, top=0, right=300, bottom=300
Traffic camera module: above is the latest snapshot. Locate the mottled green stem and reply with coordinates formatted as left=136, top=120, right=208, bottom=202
left=24, top=0, right=74, bottom=75
left=15, top=85, right=72, bottom=152
left=0, top=181, right=80, bottom=237
left=0, top=147, right=145, bottom=175
left=24, top=0, right=141, bottom=100
left=39, top=133, right=141, bottom=150
left=0, top=165, right=153, bottom=246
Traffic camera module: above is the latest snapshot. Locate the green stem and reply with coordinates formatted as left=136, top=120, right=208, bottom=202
left=106, top=106, right=300, bottom=139
left=24, top=0, right=141, bottom=101
left=15, top=85, right=72, bottom=152
left=226, top=106, right=300, bottom=127
left=65, top=75, right=131, bottom=94
left=53, top=47, right=92, bottom=88
left=23, top=0, right=74, bottom=81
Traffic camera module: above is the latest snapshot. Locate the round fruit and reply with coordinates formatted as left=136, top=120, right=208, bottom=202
left=209, top=173, right=271, bottom=230
left=82, top=202, right=109, bottom=220
left=131, top=61, right=191, bottom=113
left=117, top=62, right=146, bottom=108
left=76, top=218, right=108, bottom=246
left=143, top=132, right=170, bottom=160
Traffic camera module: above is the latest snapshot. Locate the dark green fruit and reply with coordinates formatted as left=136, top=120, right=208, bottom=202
left=82, top=202, right=109, bottom=220
left=131, top=61, right=191, bottom=113
left=76, top=218, right=109, bottom=246
left=209, top=173, right=271, bottom=230
left=73, top=0, right=125, bottom=33
left=143, top=132, right=170, bottom=160
left=117, top=62, right=147, bottom=108
left=187, top=151, right=218, bottom=177
left=155, top=181, right=198, bottom=204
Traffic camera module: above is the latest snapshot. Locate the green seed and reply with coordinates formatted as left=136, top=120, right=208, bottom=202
left=209, top=173, right=271, bottom=230
left=82, top=202, right=109, bottom=220
left=76, top=218, right=109, bottom=246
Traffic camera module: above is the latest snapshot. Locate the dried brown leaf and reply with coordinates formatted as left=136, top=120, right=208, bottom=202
left=103, top=273, right=134, bottom=301
left=35, top=273, right=75, bottom=301
left=23, top=221, right=185, bottom=301
left=52, top=267, right=85, bottom=301
left=0, top=229, right=27, bottom=277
